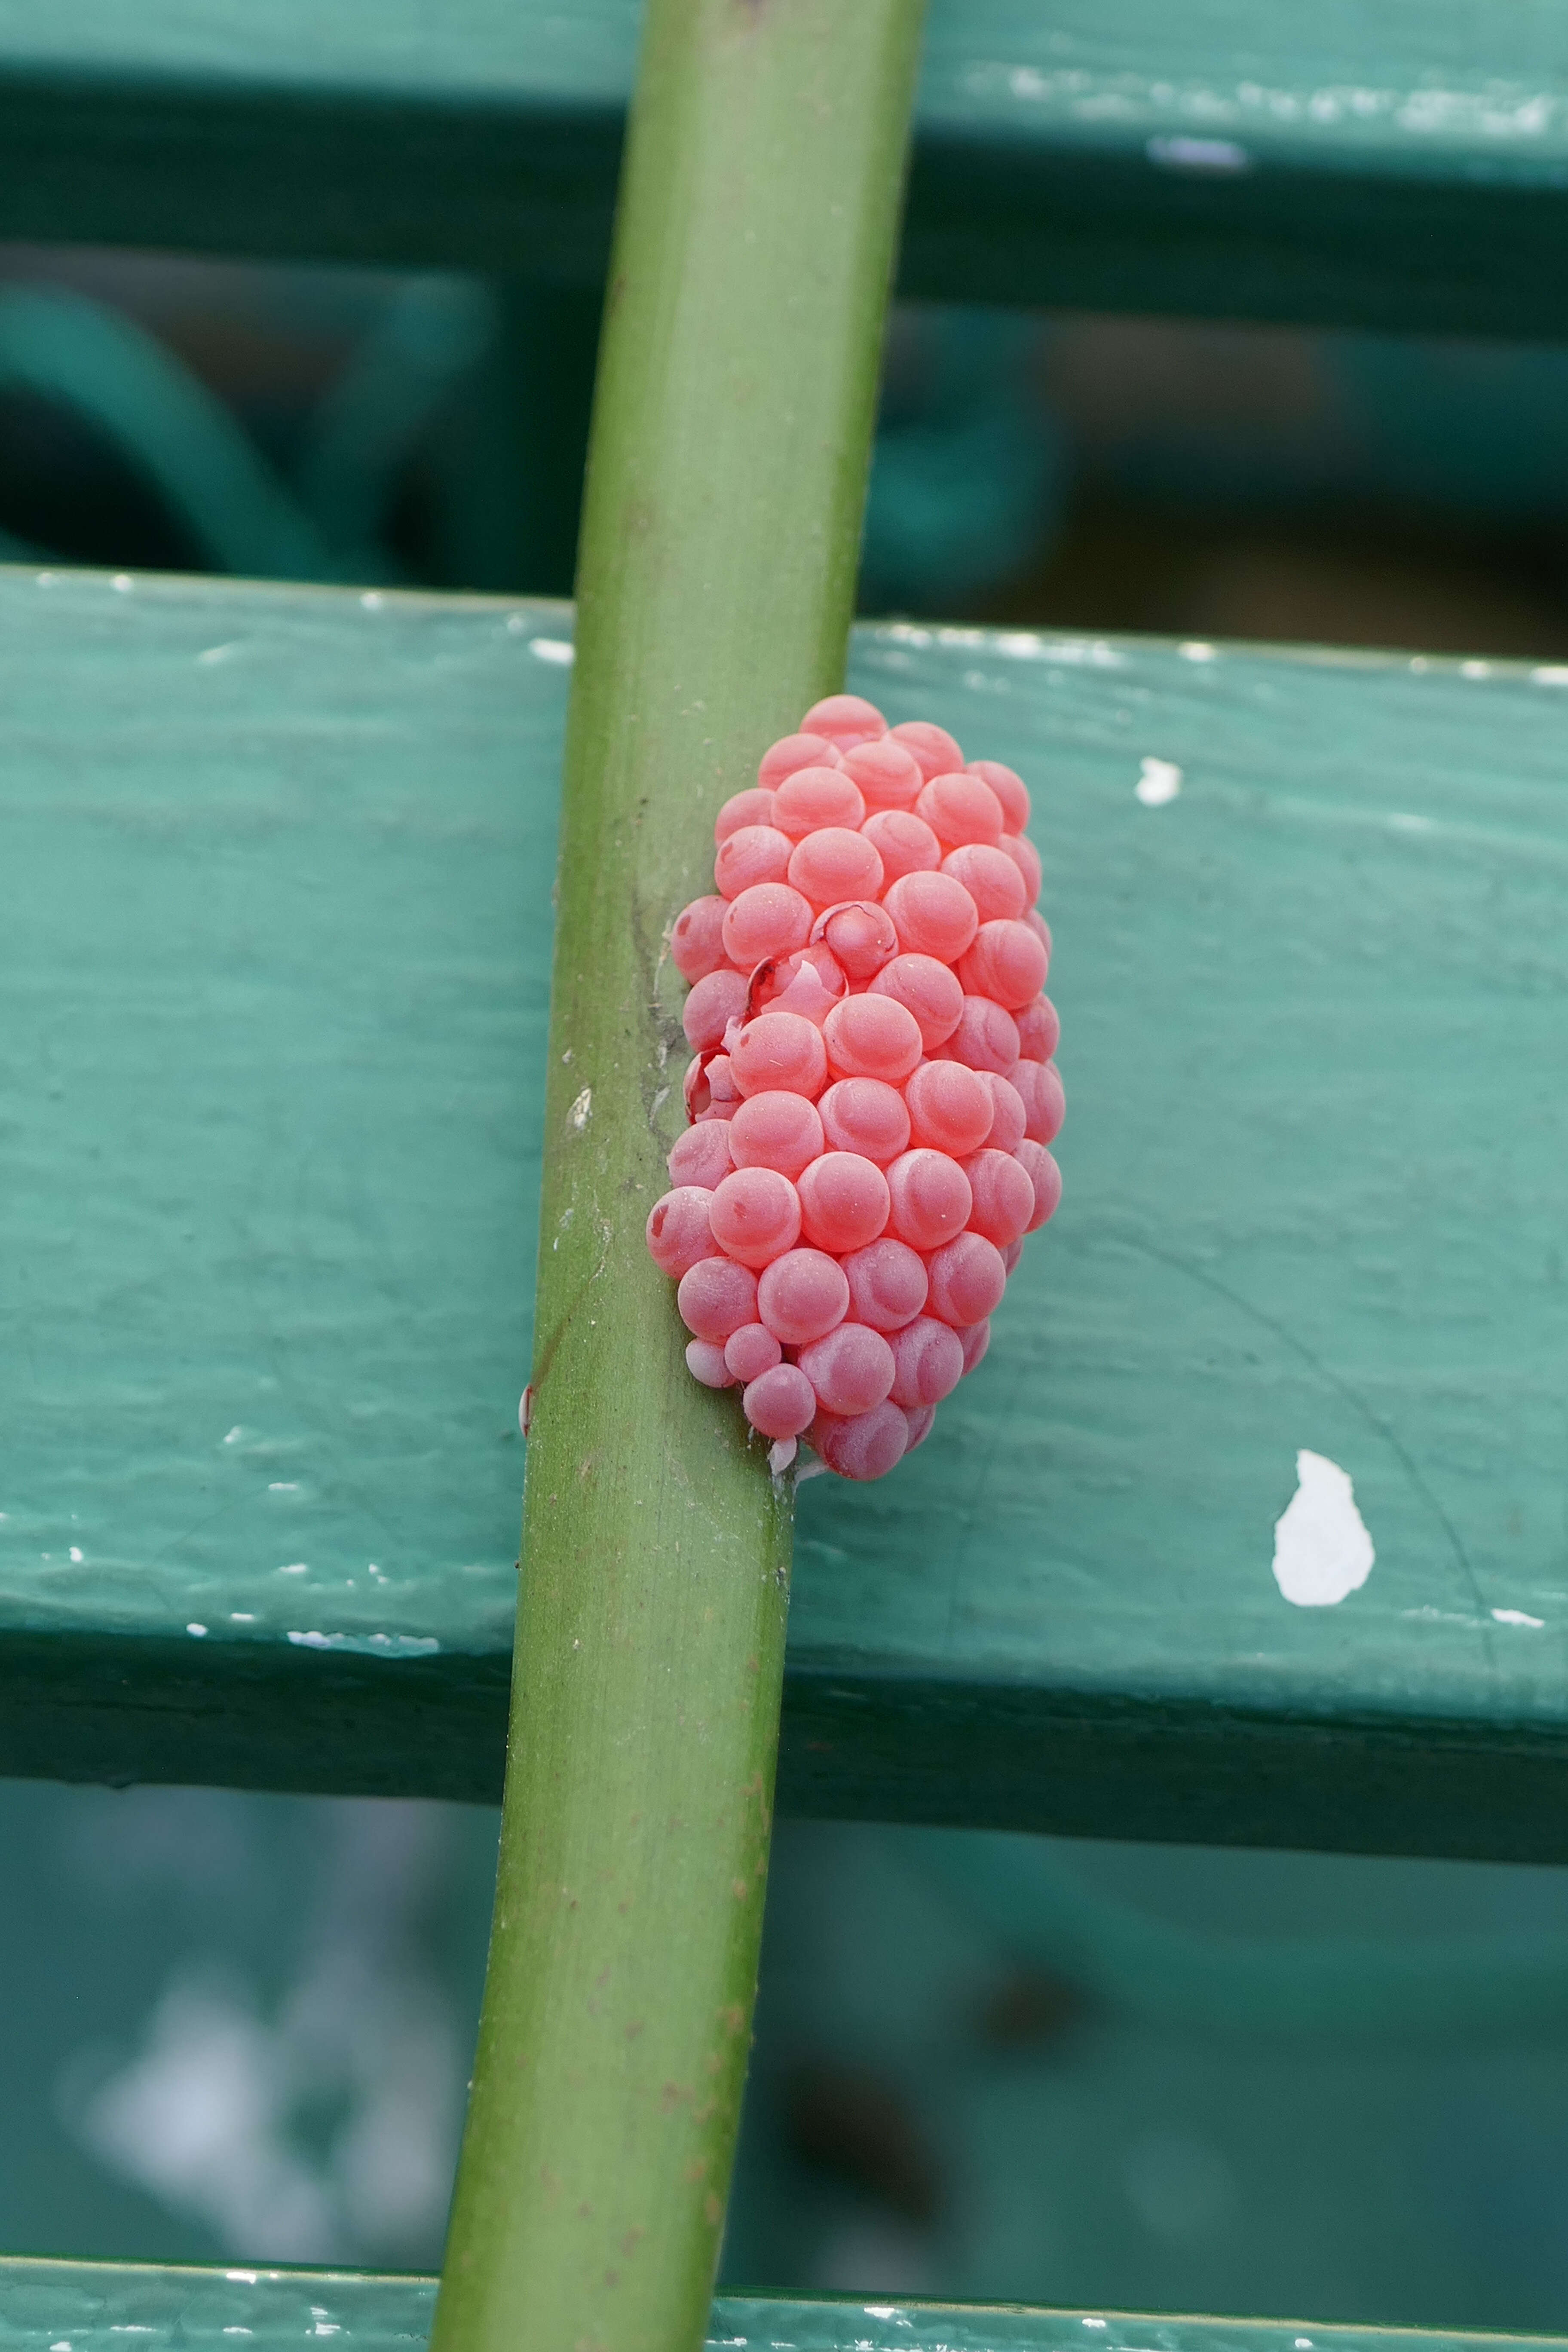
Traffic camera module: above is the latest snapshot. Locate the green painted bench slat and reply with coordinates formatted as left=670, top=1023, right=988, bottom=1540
left=3, top=2259, right=1566, bottom=2352
left=6, top=569, right=1568, bottom=1859
left=2, top=0, right=1568, bottom=334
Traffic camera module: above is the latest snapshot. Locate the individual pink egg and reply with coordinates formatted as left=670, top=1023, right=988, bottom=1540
left=824, top=993, right=923, bottom=1084
left=904, top=1060, right=993, bottom=1158
left=916, top=772, right=1005, bottom=850
left=685, top=1050, right=741, bottom=1122
left=668, top=1121, right=734, bottom=1191
left=800, top=693, right=887, bottom=750
left=798, top=1151, right=891, bottom=1252
left=841, top=736, right=923, bottom=812
left=1001, top=833, right=1042, bottom=905
left=978, top=1071, right=1027, bottom=1155
left=715, top=823, right=793, bottom=899
left=958, top=919, right=1049, bottom=1011
left=671, top=895, right=729, bottom=983
left=890, top=720, right=963, bottom=780
left=676, top=1254, right=758, bottom=1341
left=1013, top=1140, right=1062, bottom=1232
left=772, top=765, right=866, bottom=840
left=787, top=827, right=883, bottom=910
left=758, top=732, right=842, bottom=790
left=926, top=1231, right=1008, bottom=1326
left=750, top=942, right=847, bottom=1029
left=882, top=870, right=980, bottom=965
left=861, top=808, right=942, bottom=885
left=812, top=899, right=898, bottom=982
left=724, top=1322, right=782, bottom=1382
left=716, top=787, right=778, bottom=842
left=868, top=953, right=963, bottom=1050
left=646, top=1186, right=719, bottom=1277
left=1014, top=995, right=1061, bottom=1063
left=757, top=1246, right=851, bottom=1345
left=965, top=758, right=1030, bottom=833
left=888, top=1314, right=965, bottom=1408
left=1013, top=1058, right=1065, bottom=1145
left=903, top=1403, right=937, bottom=1450
left=798, top=1322, right=897, bottom=1416
left=959, top=1318, right=992, bottom=1375
left=682, top=966, right=749, bottom=1051
left=886, top=1149, right=972, bottom=1251
left=842, top=1235, right=928, bottom=1332
left=813, top=1400, right=909, bottom=1481
left=962, top=1148, right=1036, bottom=1248
left=941, top=843, right=1026, bottom=923
left=721, top=882, right=812, bottom=967
left=686, top=1339, right=734, bottom=1388
left=710, top=1167, right=802, bottom=1267
left=818, top=1076, right=911, bottom=1167
left=728, top=1089, right=825, bottom=1180
left=744, top=1361, right=818, bottom=1439
left=940, top=995, right=1021, bottom=1078
left=729, top=1011, right=829, bottom=1100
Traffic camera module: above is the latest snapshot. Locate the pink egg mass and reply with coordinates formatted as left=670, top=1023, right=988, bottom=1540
left=650, top=697, right=1062, bottom=1480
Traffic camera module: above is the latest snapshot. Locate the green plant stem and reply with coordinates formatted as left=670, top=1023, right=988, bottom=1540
left=431, top=4, right=925, bottom=2347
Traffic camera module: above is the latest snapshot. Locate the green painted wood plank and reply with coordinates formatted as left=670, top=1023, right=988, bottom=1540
left=2, top=2260, right=1567, bottom=2352
left=5, top=567, right=1568, bottom=1857
left=3, top=0, right=1568, bottom=333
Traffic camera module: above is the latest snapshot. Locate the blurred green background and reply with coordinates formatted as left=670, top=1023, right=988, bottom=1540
left=7, top=240, right=1568, bottom=2323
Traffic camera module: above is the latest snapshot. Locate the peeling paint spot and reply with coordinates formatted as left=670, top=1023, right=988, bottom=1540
left=1136, top=756, right=1182, bottom=806
left=287, top=1630, right=441, bottom=1657
left=186, top=1623, right=208, bottom=1638
left=568, top=1086, right=593, bottom=1130
left=1148, top=133, right=1251, bottom=171
left=1273, top=1450, right=1374, bottom=1606
left=1491, top=1607, right=1546, bottom=1628
left=531, top=637, right=575, bottom=665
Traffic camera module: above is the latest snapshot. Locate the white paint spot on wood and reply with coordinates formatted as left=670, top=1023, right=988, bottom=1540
left=287, top=1630, right=440, bottom=1657
left=1491, top=1607, right=1546, bottom=1628
left=359, top=591, right=384, bottom=611
left=1136, top=757, right=1182, bottom=806
left=111, top=573, right=134, bottom=592
left=1179, top=641, right=1217, bottom=662
left=568, top=1086, right=593, bottom=1130
left=531, top=637, right=575, bottom=665
left=1148, top=134, right=1251, bottom=171
left=1531, top=665, right=1568, bottom=686
left=1272, top=1450, right=1374, bottom=1606
left=186, top=1623, right=208, bottom=1637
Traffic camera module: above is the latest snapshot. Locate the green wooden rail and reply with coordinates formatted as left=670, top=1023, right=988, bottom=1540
left=3, top=0, right=1568, bottom=334
left=6, top=565, right=1567, bottom=1861
left=4, top=2260, right=1568, bottom=2352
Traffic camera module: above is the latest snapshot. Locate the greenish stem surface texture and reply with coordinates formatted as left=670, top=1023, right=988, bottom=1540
left=431, top=5, right=924, bottom=2348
